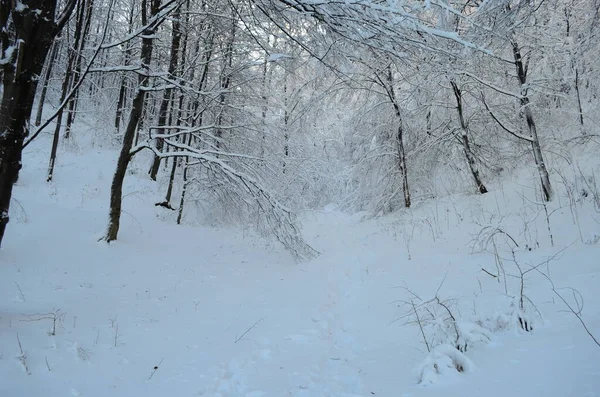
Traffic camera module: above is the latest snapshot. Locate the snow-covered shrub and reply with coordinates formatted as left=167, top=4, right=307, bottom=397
left=415, top=344, right=475, bottom=384
left=456, top=321, right=492, bottom=351
left=473, top=311, right=514, bottom=333
left=474, top=294, right=543, bottom=334
left=408, top=296, right=491, bottom=353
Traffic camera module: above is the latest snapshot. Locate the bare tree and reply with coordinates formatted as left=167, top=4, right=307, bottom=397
left=148, top=3, right=183, bottom=181
left=34, top=39, right=61, bottom=127
left=47, top=0, right=90, bottom=182
left=104, top=0, right=179, bottom=242
left=0, top=0, right=77, bottom=247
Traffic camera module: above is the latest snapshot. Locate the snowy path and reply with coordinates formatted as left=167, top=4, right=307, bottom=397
left=205, top=212, right=372, bottom=396
left=299, top=217, right=367, bottom=396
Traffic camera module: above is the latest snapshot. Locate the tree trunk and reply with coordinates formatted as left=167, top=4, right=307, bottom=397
left=176, top=133, right=193, bottom=224
left=149, top=5, right=182, bottom=180
left=214, top=18, right=236, bottom=153
left=450, top=80, right=488, bottom=194
left=512, top=41, right=552, bottom=201
left=575, top=68, right=584, bottom=127
left=35, top=39, right=61, bottom=127
left=47, top=0, right=88, bottom=181
left=64, top=0, right=95, bottom=138
left=105, top=0, right=162, bottom=242
left=283, top=74, right=289, bottom=173
left=385, top=66, right=411, bottom=208
left=158, top=9, right=189, bottom=209
left=177, top=30, right=214, bottom=224
left=0, top=1, right=76, bottom=247
left=426, top=108, right=432, bottom=136
left=260, top=56, right=269, bottom=158
left=395, top=123, right=411, bottom=208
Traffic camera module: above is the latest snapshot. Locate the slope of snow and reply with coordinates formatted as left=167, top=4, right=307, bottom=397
left=1, top=133, right=599, bottom=396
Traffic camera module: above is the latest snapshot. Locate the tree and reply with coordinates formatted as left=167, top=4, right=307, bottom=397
left=474, top=2, right=555, bottom=201
left=148, top=4, right=183, bottom=181
left=104, top=0, right=175, bottom=242
left=47, top=0, right=90, bottom=182
left=450, top=79, right=488, bottom=195
left=0, top=0, right=77, bottom=247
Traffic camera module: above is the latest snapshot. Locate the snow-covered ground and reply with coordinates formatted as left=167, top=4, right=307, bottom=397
left=1, top=133, right=599, bottom=396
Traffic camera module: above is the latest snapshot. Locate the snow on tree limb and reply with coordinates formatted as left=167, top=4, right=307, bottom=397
left=255, top=0, right=494, bottom=56
left=134, top=139, right=319, bottom=261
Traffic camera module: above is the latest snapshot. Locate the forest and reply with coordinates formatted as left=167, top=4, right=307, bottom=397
left=0, top=0, right=599, bottom=396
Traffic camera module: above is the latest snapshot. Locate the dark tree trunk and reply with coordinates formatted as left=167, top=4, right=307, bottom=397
left=35, top=39, right=61, bottom=127
left=426, top=108, right=432, bottom=136
left=149, top=5, right=181, bottom=181
left=105, top=0, right=162, bottom=242
left=64, top=0, right=95, bottom=138
left=384, top=65, right=411, bottom=208
left=158, top=10, right=189, bottom=209
left=395, top=123, right=410, bottom=208
left=115, top=79, right=128, bottom=131
left=575, top=68, right=584, bottom=127
left=177, top=30, right=214, bottom=225
left=176, top=133, right=192, bottom=224
left=0, top=0, right=76, bottom=247
left=47, top=0, right=87, bottom=181
left=115, top=4, right=135, bottom=132
left=214, top=18, right=236, bottom=153
left=450, top=80, right=488, bottom=194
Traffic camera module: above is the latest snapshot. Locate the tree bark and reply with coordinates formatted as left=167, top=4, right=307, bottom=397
left=512, top=40, right=552, bottom=201
left=450, top=80, right=488, bottom=194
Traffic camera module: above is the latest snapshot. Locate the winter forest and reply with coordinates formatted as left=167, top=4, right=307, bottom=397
left=1, top=0, right=599, bottom=395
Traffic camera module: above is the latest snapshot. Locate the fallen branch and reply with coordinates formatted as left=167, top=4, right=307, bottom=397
left=148, top=358, right=165, bottom=380
left=235, top=316, right=266, bottom=344
left=480, top=268, right=498, bottom=278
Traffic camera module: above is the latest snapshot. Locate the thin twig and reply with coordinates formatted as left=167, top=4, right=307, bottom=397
left=148, top=358, right=165, bottom=380
left=534, top=269, right=600, bottom=348
left=235, top=316, right=266, bottom=344
left=435, top=297, right=459, bottom=344
left=15, top=282, right=25, bottom=302
left=412, top=300, right=430, bottom=353
left=16, top=333, right=24, bottom=355
left=480, top=268, right=498, bottom=278
left=16, top=333, right=30, bottom=375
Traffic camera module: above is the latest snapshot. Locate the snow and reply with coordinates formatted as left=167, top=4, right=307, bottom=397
left=0, top=44, right=17, bottom=66
left=1, top=128, right=599, bottom=396
left=14, top=1, right=28, bottom=13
